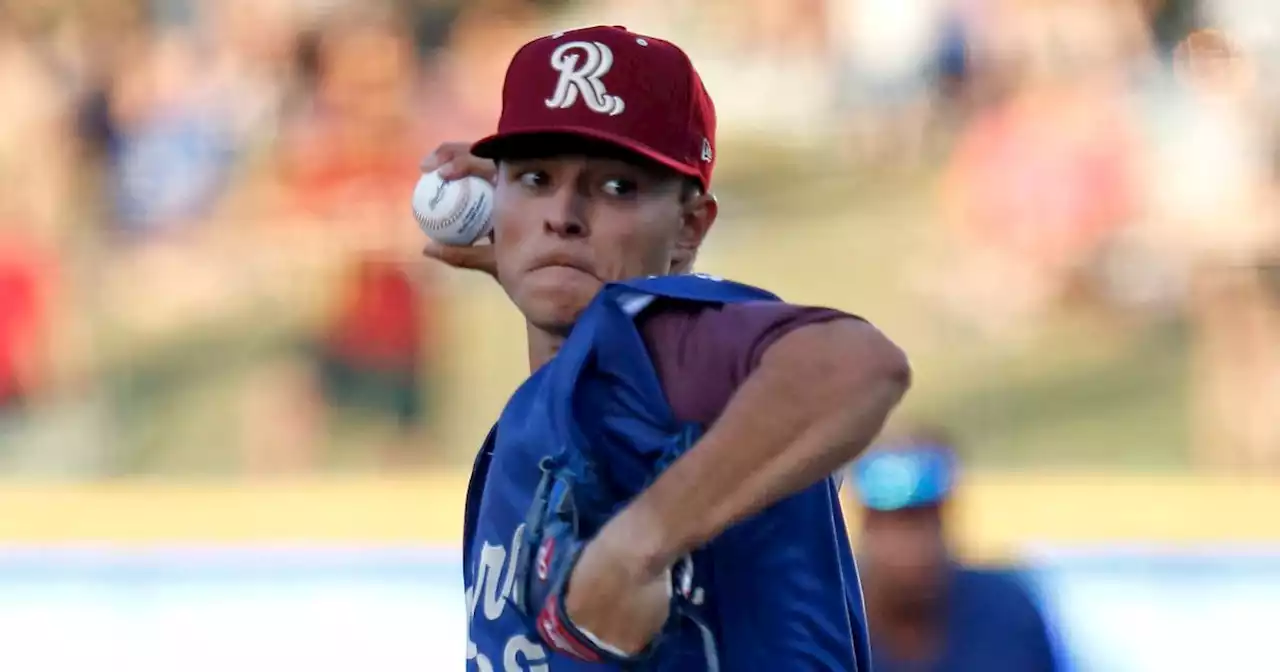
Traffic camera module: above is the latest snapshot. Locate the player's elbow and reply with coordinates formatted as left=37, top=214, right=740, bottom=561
left=872, top=327, right=912, bottom=391
left=768, top=318, right=912, bottom=402
left=834, top=320, right=911, bottom=401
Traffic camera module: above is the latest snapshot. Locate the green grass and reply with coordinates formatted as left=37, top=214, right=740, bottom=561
left=915, top=320, right=1190, bottom=468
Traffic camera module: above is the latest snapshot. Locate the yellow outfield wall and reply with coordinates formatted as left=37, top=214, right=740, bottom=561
left=2, top=473, right=1277, bottom=561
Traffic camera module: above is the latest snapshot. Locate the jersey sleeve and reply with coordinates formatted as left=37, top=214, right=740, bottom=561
left=639, top=300, right=869, bottom=670
left=638, top=300, right=860, bottom=426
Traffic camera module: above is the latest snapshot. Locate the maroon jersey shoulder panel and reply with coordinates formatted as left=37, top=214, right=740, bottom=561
left=637, top=300, right=858, bottom=424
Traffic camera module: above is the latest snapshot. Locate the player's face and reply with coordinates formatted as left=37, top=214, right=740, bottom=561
left=492, top=153, right=714, bottom=335
left=859, top=505, right=948, bottom=600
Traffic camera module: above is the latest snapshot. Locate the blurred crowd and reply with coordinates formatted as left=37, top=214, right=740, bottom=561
left=0, top=0, right=1276, bottom=476
left=0, top=0, right=517, bottom=474
left=902, top=2, right=1280, bottom=469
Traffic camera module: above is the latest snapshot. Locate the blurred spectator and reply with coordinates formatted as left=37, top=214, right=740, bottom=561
left=100, top=0, right=298, bottom=241
left=1146, top=0, right=1201, bottom=57
left=2, top=0, right=1276, bottom=478
left=933, top=2, right=975, bottom=118
left=200, top=0, right=301, bottom=151
left=827, top=0, right=949, bottom=167
left=1141, top=29, right=1280, bottom=470
left=0, top=5, right=75, bottom=421
left=421, top=0, right=542, bottom=140
left=928, top=0, right=1144, bottom=342
left=851, top=431, right=1062, bottom=671
left=0, top=232, right=56, bottom=419
left=103, top=31, right=240, bottom=238
left=264, top=3, right=442, bottom=470
left=718, top=0, right=828, bottom=58
left=0, top=5, right=76, bottom=237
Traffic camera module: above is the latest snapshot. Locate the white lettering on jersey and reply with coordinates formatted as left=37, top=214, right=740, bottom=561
left=504, top=635, right=551, bottom=672
left=545, top=41, right=625, bottom=116
left=468, top=639, right=494, bottom=672
left=467, top=524, right=549, bottom=671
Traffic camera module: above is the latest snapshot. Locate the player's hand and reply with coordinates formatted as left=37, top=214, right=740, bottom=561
left=419, top=142, right=499, bottom=279
left=562, top=519, right=672, bottom=656
left=421, top=141, right=498, bottom=183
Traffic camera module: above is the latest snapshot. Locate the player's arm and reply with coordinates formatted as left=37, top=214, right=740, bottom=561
left=559, top=316, right=908, bottom=656
left=610, top=316, right=910, bottom=574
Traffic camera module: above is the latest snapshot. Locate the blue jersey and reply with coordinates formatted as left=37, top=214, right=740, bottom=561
left=462, top=275, right=872, bottom=671
left=871, top=567, right=1061, bottom=672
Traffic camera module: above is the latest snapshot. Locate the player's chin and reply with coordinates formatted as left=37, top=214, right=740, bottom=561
left=526, top=305, right=589, bottom=336
left=518, top=282, right=599, bottom=334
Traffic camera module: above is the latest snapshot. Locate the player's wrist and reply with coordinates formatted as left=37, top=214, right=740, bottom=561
left=603, top=500, right=684, bottom=578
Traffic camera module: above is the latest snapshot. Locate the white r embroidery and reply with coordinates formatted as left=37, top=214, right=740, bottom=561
left=545, top=41, right=626, bottom=116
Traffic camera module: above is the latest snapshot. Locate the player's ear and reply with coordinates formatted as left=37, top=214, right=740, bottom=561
left=671, top=186, right=716, bottom=273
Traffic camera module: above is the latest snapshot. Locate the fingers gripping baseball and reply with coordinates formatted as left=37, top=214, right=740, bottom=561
left=420, top=142, right=498, bottom=183
left=418, top=141, right=498, bottom=278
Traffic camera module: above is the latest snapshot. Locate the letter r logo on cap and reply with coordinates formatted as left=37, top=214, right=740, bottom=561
left=545, top=41, right=626, bottom=116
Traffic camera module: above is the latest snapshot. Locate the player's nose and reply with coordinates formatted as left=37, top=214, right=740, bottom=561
left=542, top=188, right=589, bottom=238
left=545, top=217, right=586, bottom=238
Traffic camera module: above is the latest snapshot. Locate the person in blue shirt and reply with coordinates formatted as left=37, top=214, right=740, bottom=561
left=420, top=24, right=911, bottom=672
left=852, top=432, right=1064, bottom=672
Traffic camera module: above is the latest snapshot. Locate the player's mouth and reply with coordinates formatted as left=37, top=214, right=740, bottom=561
left=531, top=254, right=596, bottom=279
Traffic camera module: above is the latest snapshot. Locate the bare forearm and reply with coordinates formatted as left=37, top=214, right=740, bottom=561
left=618, top=319, right=911, bottom=573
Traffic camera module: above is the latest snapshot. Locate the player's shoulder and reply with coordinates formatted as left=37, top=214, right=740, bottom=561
left=613, top=273, right=781, bottom=304
left=953, top=565, right=1046, bottom=619
left=955, top=565, right=1035, bottom=593
left=639, top=296, right=860, bottom=375
left=642, top=296, right=844, bottom=326
left=615, top=273, right=849, bottom=321
left=615, top=273, right=863, bottom=369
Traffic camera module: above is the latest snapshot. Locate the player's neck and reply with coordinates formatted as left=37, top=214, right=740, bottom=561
left=874, top=615, right=945, bottom=664
left=526, top=324, right=566, bottom=371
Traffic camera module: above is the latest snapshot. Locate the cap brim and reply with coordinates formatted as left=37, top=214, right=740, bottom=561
left=858, top=494, right=948, bottom=512
left=852, top=445, right=956, bottom=511
left=471, top=127, right=704, bottom=186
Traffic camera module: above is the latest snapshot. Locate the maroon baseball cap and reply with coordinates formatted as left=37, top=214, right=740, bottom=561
left=471, top=25, right=717, bottom=189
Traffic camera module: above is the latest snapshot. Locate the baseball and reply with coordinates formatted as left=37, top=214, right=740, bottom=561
left=411, top=170, right=495, bottom=246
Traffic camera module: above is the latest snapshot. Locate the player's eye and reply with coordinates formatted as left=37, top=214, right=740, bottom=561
left=601, top=178, right=638, bottom=198
left=517, top=170, right=550, bottom=189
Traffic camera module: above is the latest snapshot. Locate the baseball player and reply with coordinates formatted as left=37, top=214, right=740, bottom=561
left=421, top=26, right=910, bottom=671
left=852, top=434, right=1063, bottom=671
